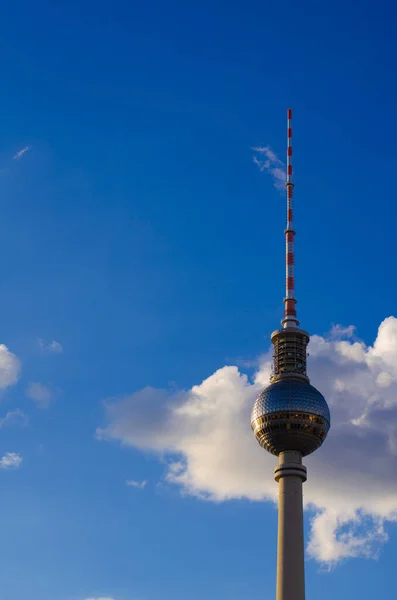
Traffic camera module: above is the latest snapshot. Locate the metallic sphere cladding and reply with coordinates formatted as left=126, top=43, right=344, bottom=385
left=251, top=379, right=330, bottom=456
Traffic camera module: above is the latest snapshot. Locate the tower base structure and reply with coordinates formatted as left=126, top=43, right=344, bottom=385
left=274, top=451, right=307, bottom=600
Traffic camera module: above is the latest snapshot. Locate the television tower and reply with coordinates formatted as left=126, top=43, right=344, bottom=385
left=251, top=109, right=331, bottom=600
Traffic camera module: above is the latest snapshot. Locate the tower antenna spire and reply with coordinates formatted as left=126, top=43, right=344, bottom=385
left=283, top=108, right=298, bottom=328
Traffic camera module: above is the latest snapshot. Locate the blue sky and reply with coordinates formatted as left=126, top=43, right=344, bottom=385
left=0, top=1, right=397, bottom=599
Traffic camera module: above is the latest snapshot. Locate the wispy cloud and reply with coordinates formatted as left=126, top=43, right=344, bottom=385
left=38, top=339, right=63, bottom=354
left=0, top=344, right=21, bottom=389
left=26, top=382, right=53, bottom=409
left=85, top=597, right=115, bottom=600
left=126, top=479, right=148, bottom=489
left=252, top=146, right=286, bottom=190
left=0, top=409, right=28, bottom=428
left=0, top=452, right=22, bottom=470
left=13, top=146, right=31, bottom=160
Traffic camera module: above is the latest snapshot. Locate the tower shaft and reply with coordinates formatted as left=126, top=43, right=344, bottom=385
left=275, top=451, right=307, bottom=600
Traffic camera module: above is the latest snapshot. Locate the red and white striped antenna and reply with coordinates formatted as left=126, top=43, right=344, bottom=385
left=282, top=108, right=299, bottom=328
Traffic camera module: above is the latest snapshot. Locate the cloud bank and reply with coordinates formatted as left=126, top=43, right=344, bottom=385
left=97, top=316, right=397, bottom=566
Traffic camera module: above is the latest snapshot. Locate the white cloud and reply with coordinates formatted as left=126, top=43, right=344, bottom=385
left=307, top=509, right=388, bottom=566
left=26, top=382, right=53, bottom=409
left=38, top=339, right=63, bottom=354
left=97, top=316, right=397, bottom=567
left=329, top=324, right=356, bottom=339
left=0, top=409, right=28, bottom=428
left=13, top=146, right=30, bottom=160
left=126, top=479, right=148, bottom=489
left=0, top=344, right=21, bottom=389
left=0, top=452, right=22, bottom=469
left=252, top=146, right=286, bottom=190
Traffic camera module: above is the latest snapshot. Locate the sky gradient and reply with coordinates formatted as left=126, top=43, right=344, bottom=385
left=0, top=1, right=397, bottom=599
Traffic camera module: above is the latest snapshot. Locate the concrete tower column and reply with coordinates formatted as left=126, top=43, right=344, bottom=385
left=274, top=450, right=307, bottom=600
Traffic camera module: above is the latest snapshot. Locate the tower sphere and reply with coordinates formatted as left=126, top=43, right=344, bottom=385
left=251, top=379, right=330, bottom=456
